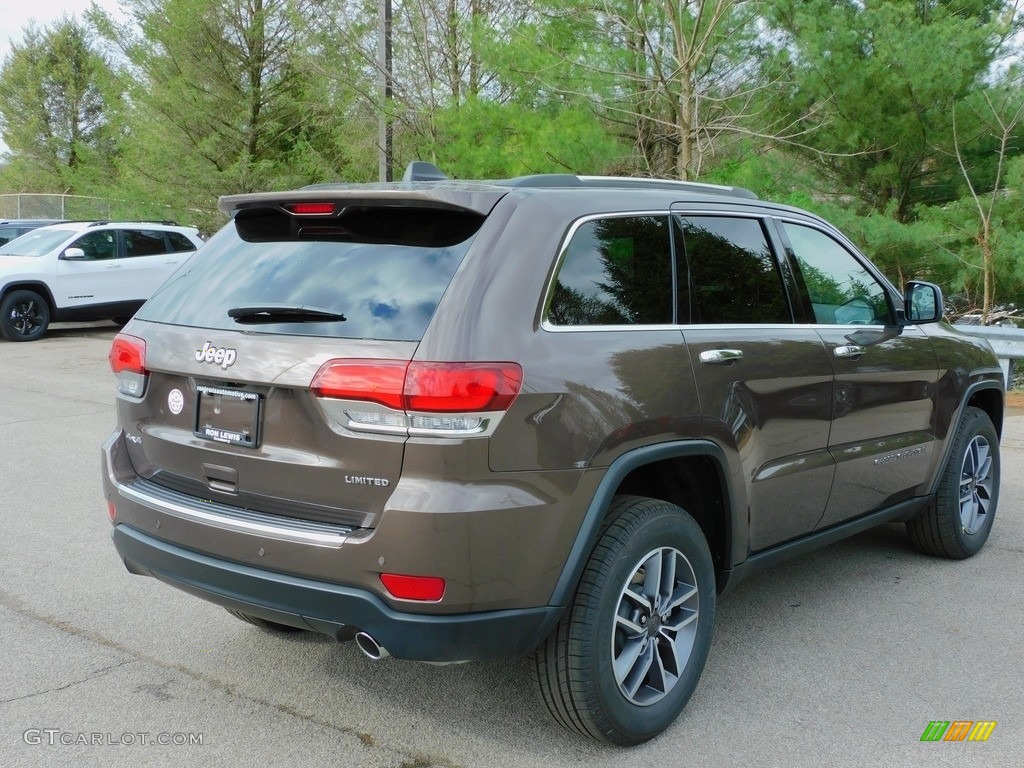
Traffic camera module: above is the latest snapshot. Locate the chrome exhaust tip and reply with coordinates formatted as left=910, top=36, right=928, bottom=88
left=354, top=631, right=390, bottom=660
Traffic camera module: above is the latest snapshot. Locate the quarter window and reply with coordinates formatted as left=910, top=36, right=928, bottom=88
left=548, top=216, right=673, bottom=326
left=168, top=231, right=198, bottom=253
left=676, top=216, right=790, bottom=324
left=783, top=223, right=891, bottom=325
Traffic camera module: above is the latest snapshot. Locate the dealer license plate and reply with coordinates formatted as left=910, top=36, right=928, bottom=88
left=194, top=385, right=261, bottom=447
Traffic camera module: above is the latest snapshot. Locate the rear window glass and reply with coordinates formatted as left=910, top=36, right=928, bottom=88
left=135, top=210, right=480, bottom=341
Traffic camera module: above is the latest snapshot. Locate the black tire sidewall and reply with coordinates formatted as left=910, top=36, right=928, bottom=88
left=1, top=290, right=50, bottom=342
left=937, top=407, right=1000, bottom=556
left=577, top=503, right=716, bottom=744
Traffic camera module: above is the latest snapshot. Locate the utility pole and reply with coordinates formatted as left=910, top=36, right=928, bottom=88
left=378, top=0, right=393, bottom=182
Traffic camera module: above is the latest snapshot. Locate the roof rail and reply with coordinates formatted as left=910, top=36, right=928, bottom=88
left=87, top=219, right=181, bottom=227
left=497, top=174, right=758, bottom=199
left=394, top=160, right=757, bottom=199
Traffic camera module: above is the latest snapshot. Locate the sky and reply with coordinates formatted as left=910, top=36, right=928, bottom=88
left=0, top=0, right=126, bottom=64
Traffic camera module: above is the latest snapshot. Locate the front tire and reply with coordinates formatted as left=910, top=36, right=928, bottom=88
left=907, top=406, right=999, bottom=558
left=1, top=289, right=50, bottom=341
left=531, top=495, right=716, bottom=745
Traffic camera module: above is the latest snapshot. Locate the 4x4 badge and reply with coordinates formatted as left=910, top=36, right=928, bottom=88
left=195, top=341, right=237, bottom=369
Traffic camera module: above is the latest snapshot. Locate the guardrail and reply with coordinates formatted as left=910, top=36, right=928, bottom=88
left=953, top=324, right=1024, bottom=387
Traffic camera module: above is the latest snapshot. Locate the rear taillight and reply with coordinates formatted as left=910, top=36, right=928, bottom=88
left=311, top=359, right=523, bottom=437
left=405, top=362, right=522, bottom=412
left=109, top=334, right=148, bottom=397
left=311, top=360, right=408, bottom=409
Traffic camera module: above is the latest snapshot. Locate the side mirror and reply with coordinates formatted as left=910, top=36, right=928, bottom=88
left=61, top=247, right=86, bottom=261
left=904, top=281, right=943, bottom=324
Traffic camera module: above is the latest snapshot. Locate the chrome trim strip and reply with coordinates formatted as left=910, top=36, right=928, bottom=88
left=317, top=397, right=506, bottom=438
left=118, top=480, right=351, bottom=548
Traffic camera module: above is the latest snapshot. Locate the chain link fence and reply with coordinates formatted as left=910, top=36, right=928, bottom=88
left=0, top=193, right=113, bottom=220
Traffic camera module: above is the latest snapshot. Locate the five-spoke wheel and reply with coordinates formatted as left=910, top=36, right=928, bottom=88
left=908, top=406, right=999, bottom=558
left=531, top=495, right=715, bottom=745
left=1, top=289, right=50, bottom=342
left=958, top=433, right=994, bottom=535
left=612, top=546, right=699, bottom=707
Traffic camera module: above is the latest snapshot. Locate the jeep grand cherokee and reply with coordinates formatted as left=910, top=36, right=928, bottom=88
left=101, top=163, right=1002, bottom=745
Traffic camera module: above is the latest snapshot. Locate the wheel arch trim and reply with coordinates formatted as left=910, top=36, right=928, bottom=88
left=929, top=381, right=1003, bottom=496
left=1, top=280, right=58, bottom=312
left=547, top=440, right=742, bottom=607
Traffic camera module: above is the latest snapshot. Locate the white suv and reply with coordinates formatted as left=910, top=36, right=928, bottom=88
left=0, top=221, right=204, bottom=341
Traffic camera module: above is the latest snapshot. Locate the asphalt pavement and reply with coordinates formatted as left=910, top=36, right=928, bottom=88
left=1, top=323, right=1021, bottom=767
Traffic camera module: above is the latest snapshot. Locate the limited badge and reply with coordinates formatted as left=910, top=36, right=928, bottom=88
left=168, top=388, right=185, bottom=415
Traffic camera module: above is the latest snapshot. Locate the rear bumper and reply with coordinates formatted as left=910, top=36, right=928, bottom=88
left=112, top=523, right=562, bottom=662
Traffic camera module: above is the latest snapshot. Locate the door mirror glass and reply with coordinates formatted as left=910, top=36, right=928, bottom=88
left=905, top=281, right=943, bottom=324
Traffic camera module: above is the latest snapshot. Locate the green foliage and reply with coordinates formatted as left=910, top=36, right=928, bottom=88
left=919, top=161, right=1024, bottom=309
left=518, top=0, right=773, bottom=179
left=0, top=18, right=119, bottom=193
left=419, top=98, right=625, bottom=177
left=765, top=0, right=1021, bottom=221
left=86, top=0, right=374, bottom=229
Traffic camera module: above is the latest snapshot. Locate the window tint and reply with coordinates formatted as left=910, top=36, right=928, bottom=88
left=73, top=231, right=118, bottom=261
left=125, top=230, right=167, bottom=258
left=167, top=231, right=198, bottom=253
left=677, top=216, right=789, bottom=324
left=548, top=216, right=672, bottom=326
left=136, top=215, right=478, bottom=341
left=783, top=223, right=891, bottom=325
left=0, top=227, right=20, bottom=246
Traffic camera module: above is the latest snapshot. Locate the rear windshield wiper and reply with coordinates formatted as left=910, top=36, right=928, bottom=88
left=228, top=304, right=346, bottom=324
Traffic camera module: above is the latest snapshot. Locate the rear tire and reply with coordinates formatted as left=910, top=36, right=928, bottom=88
left=531, top=495, right=715, bottom=745
left=907, top=406, right=999, bottom=558
left=1, top=289, right=50, bottom=341
left=224, top=608, right=307, bottom=634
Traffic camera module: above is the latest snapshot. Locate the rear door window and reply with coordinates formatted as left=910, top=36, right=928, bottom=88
left=124, top=230, right=168, bottom=258
left=675, top=216, right=790, bottom=324
left=136, top=207, right=482, bottom=341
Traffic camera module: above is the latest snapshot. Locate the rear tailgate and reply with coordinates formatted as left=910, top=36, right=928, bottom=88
left=117, top=192, right=502, bottom=528
left=118, top=325, right=415, bottom=527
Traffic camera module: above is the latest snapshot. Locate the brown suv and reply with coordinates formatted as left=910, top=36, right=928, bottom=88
left=101, top=164, right=1003, bottom=745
